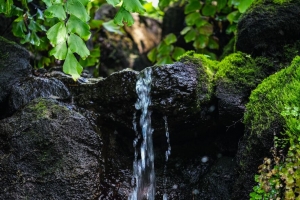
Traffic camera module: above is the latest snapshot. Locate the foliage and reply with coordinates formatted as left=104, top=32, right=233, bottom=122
left=148, top=0, right=255, bottom=64
left=246, top=56, right=300, bottom=199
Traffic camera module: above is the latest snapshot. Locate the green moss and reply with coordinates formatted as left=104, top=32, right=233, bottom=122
left=179, top=51, right=218, bottom=105
left=215, top=52, right=266, bottom=93
left=244, top=56, right=300, bottom=135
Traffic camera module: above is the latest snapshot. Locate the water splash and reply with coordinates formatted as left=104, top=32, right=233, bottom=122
left=163, top=116, right=171, bottom=200
left=129, top=68, right=155, bottom=200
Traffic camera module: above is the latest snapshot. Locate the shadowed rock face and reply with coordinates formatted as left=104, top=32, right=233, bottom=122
left=0, top=98, right=102, bottom=199
left=0, top=37, right=31, bottom=118
left=236, top=1, right=300, bottom=57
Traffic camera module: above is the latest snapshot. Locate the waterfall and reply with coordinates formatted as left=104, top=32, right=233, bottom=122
left=163, top=116, right=171, bottom=200
left=129, top=68, right=155, bottom=200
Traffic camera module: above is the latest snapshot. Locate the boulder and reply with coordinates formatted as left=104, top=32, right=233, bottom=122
left=0, top=98, right=102, bottom=199
left=236, top=0, right=300, bottom=59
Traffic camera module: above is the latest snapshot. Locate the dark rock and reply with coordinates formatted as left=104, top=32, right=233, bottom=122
left=8, top=76, right=70, bottom=114
left=0, top=98, right=101, bottom=199
left=236, top=1, right=300, bottom=57
left=0, top=36, right=31, bottom=115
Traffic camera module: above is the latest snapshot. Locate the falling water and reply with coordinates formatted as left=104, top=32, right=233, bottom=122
left=129, top=68, right=155, bottom=200
left=163, top=116, right=171, bottom=200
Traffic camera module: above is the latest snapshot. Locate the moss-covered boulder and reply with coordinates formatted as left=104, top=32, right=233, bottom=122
left=0, top=98, right=101, bottom=199
left=232, top=56, right=300, bottom=199
left=215, top=52, right=267, bottom=125
left=236, top=0, right=300, bottom=61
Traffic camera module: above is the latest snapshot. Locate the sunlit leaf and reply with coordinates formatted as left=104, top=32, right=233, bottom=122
left=227, top=11, right=240, bottom=24
left=202, top=4, right=216, bottom=16
left=238, top=0, right=253, bottom=13
left=49, top=41, right=67, bottom=60
left=66, top=14, right=91, bottom=40
left=195, top=18, right=208, bottom=27
left=172, top=47, right=185, bottom=60
left=68, top=33, right=90, bottom=59
left=63, top=49, right=83, bottom=81
left=164, top=33, right=177, bottom=45
left=66, top=0, right=90, bottom=22
left=77, top=0, right=90, bottom=6
left=44, top=4, right=66, bottom=20
left=114, top=7, right=134, bottom=26
left=147, top=48, right=157, bottom=63
left=42, top=0, right=52, bottom=7
left=89, top=19, right=103, bottom=29
left=46, top=21, right=67, bottom=45
left=103, top=20, right=122, bottom=34
left=106, top=0, right=121, bottom=6
left=122, top=0, right=145, bottom=13
left=180, top=26, right=192, bottom=35
left=6, top=0, right=13, bottom=15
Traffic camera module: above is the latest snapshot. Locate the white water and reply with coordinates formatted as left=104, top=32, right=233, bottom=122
left=163, top=116, right=171, bottom=200
left=129, top=68, right=155, bottom=200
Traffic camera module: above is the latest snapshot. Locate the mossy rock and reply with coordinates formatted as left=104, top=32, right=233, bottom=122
left=236, top=0, right=300, bottom=62
left=232, top=56, right=300, bottom=199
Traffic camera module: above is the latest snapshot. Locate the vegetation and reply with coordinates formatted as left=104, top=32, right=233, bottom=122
left=0, top=0, right=254, bottom=80
left=246, top=56, right=300, bottom=199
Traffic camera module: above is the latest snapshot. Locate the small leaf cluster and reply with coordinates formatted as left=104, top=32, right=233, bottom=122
left=106, top=0, right=145, bottom=26
left=147, top=33, right=186, bottom=64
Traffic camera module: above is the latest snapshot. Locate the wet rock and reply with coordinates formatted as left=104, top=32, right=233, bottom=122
left=236, top=1, right=300, bottom=57
left=8, top=77, right=70, bottom=114
left=0, top=36, right=31, bottom=117
left=0, top=98, right=101, bottom=199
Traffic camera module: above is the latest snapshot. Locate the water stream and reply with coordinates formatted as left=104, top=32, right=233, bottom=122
left=129, top=68, right=155, bottom=200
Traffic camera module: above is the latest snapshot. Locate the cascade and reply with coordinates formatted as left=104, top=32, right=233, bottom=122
left=163, top=116, right=171, bottom=200
left=129, top=68, right=155, bottom=200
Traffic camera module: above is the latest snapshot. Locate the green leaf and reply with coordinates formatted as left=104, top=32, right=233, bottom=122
left=202, top=4, right=216, bottom=16
left=193, top=35, right=209, bottom=49
left=89, top=19, right=103, bottom=29
left=42, top=0, right=52, bottom=7
left=238, top=0, right=253, bottom=13
left=195, top=18, right=208, bottom=28
left=77, top=0, right=90, bottom=6
left=217, top=0, right=227, bottom=11
left=184, top=29, right=196, bottom=43
left=0, top=0, right=6, bottom=14
left=114, top=7, right=134, bottom=26
left=180, top=26, right=192, bottom=35
left=12, top=16, right=27, bottom=38
left=68, top=33, right=90, bottom=59
left=198, top=24, right=213, bottom=36
left=63, top=49, right=83, bottom=81
left=226, top=24, right=237, bottom=34
left=28, top=31, right=41, bottom=46
left=172, top=47, right=185, bottom=60
left=122, top=0, right=145, bottom=13
left=157, top=55, right=173, bottom=65
left=66, top=14, right=91, bottom=40
left=158, top=43, right=173, bottom=56
left=103, top=20, right=122, bottom=34
left=66, top=0, right=90, bottom=22
left=164, top=33, right=177, bottom=45
left=185, top=12, right=201, bottom=26
left=106, top=0, right=121, bottom=6
left=208, top=36, right=219, bottom=49
left=44, top=4, right=66, bottom=20
left=227, top=11, right=240, bottom=24
left=184, top=0, right=201, bottom=14
left=49, top=41, right=67, bottom=60
left=28, top=20, right=45, bottom=32
left=20, top=33, right=30, bottom=44
left=6, top=0, right=13, bottom=15
left=46, top=21, right=67, bottom=45
left=147, top=48, right=157, bottom=63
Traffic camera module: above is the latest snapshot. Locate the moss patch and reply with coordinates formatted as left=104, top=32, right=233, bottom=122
left=215, top=52, right=266, bottom=93
left=179, top=51, right=218, bottom=105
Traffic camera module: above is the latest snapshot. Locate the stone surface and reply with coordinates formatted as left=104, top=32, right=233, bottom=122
left=236, top=1, right=300, bottom=57
left=0, top=98, right=102, bottom=199
left=0, top=36, right=31, bottom=118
